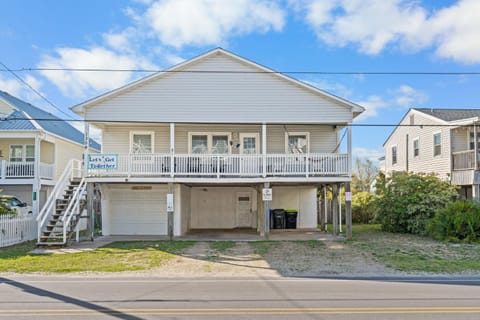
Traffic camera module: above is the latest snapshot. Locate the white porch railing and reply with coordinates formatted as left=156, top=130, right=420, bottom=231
left=88, top=153, right=350, bottom=178
left=40, top=163, right=55, bottom=179
left=0, top=214, right=37, bottom=247
left=452, top=150, right=479, bottom=170
left=0, top=160, right=55, bottom=180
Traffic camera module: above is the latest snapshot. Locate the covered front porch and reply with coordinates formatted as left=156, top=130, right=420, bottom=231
left=0, top=135, right=55, bottom=184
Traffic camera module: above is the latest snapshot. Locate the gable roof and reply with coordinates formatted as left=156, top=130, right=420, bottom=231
left=0, top=90, right=101, bottom=150
left=383, top=107, right=480, bottom=146
left=414, top=108, right=480, bottom=122
left=72, top=47, right=365, bottom=118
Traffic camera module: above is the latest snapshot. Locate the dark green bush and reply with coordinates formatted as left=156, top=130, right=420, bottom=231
left=374, top=172, right=457, bottom=235
left=352, top=191, right=376, bottom=223
left=428, top=201, right=480, bottom=242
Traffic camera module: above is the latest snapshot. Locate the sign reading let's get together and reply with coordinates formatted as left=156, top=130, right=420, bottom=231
left=88, top=154, right=118, bottom=170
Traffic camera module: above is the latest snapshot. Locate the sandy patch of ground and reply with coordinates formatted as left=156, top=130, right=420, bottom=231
left=147, top=240, right=402, bottom=278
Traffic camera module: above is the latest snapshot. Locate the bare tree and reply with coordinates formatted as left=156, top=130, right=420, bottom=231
left=352, top=158, right=379, bottom=193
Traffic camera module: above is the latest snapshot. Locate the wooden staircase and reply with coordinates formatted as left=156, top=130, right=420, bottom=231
left=37, top=179, right=86, bottom=246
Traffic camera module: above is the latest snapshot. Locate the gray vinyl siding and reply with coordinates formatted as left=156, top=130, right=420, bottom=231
left=101, top=124, right=339, bottom=154
left=384, top=110, right=451, bottom=180
left=84, top=54, right=353, bottom=124
left=102, top=125, right=170, bottom=154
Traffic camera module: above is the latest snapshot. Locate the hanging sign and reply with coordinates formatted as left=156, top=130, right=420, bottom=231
left=166, top=193, right=174, bottom=212
left=88, top=154, right=118, bottom=170
left=262, top=188, right=273, bottom=201
left=345, top=192, right=352, bottom=201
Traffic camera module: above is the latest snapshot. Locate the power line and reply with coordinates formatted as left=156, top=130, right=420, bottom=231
left=0, top=61, right=74, bottom=120
left=1, top=117, right=479, bottom=127
left=2, top=67, right=480, bottom=75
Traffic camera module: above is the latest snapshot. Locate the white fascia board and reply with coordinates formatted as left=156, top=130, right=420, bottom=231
left=0, top=130, right=42, bottom=139
left=448, top=117, right=479, bottom=126
left=71, top=48, right=365, bottom=117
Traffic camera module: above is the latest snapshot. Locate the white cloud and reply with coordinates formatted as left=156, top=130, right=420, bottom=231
left=145, top=0, right=286, bottom=48
left=297, top=0, right=480, bottom=63
left=355, top=95, right=388, bottom=121
left=0, top=74, right=47, bottom=105
left=38, top=47, right=156, bottom=98
left=353, top=147, right=384, bottom=163
left=355, top=84, right=428, bottom=121
left=393, top=85, right=427, bottom=107
left=428, top=0, right=480, bottom=64
left=103, top=28, right=137, bottom=53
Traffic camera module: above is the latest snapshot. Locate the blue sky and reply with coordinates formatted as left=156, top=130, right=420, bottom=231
left=1, top=0, right=480, bottom=161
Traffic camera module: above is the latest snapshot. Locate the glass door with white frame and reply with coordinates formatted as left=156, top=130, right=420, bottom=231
left=239, top=133, right=259, bottom=175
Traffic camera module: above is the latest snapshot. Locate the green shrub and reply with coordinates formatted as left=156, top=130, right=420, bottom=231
left=352, top=191, right=376, bottom=223
left=374, top=172, right=457, bottom=235
left=428, top=201, right=480, bottom=242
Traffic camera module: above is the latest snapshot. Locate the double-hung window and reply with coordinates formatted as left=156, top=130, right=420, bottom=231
left=9, top=145, right=34, bottom=162
left=413, top=138, right=419, bottom=157
left=433, top=133, right=441, bottom=156
left=285, top=132, right=309, bottom=154
left=391, top=146, right=397, bottom=165
left=130, top=131, right=154, bottom=161
left=189, top=133, right=231, bottom=154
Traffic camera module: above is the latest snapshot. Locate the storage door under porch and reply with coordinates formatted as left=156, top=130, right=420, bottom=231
left=108, top=185, right=168, bottom=235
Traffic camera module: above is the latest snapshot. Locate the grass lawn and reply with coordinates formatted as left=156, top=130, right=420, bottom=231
left=0, top=241, right=193, bottom=273
left=1, top=226, right=480, bottom=274
left=350, top=224, right=480, bottom=273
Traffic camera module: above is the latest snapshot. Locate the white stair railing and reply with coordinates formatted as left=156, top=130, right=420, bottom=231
left=36, top=159, right=82, bottom=243
left=61, top=177, right=87, bottom=244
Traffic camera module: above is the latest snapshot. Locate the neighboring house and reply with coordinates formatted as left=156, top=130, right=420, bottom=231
left=0, top=90, right=101, bottom=215
left=383, top=108, right=480, bottom=200
left=69, top=48, right=363, bottom=237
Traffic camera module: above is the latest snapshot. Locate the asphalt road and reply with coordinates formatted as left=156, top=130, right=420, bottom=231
left=1, top=276, right=480, bottom=319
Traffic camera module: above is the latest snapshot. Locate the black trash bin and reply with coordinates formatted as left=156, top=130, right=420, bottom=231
left=272, top=209, right=286, bottom=229
left=285, top=210, right=298, bottom=229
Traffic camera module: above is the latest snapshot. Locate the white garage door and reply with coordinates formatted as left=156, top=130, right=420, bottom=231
left=109, top=186, right=168, bottom=235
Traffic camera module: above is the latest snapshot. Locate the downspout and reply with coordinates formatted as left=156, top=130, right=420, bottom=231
left=405, top=134, right=409, bottom=172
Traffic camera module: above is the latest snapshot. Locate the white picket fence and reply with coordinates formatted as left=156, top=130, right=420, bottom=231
left=0, top=214, right=37, bottom=247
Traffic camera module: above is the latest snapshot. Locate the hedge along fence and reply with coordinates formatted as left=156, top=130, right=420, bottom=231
left=0, top=214, right=37, bottom=247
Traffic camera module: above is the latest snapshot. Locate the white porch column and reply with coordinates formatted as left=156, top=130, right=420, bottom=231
left=0, top=160, right=6, bottom=180
left=83, top=121, right=90, bottom=178
left=33, top=135, right=41, bottom=215
left=262, top=123, right=267, bottom=178
left=347, top=124, right=352, bottom=177
left=170, top=123, right=175, bottom=178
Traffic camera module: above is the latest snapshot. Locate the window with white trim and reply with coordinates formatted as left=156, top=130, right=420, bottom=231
left=189, top=133, right=231, bottom=154
left=130, top=131, right=154, bottom=154
left=391, top=146, right=397, bottom=165
left=285, top=132, right=309, bottom=154
left=9, top=145, right=34, bottom=162
left=413, top=138, right=419, bottom=157
left=433, top=133, right=441, bottom=156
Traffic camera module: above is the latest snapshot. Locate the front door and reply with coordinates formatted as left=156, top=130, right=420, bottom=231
left=239, top=133, right=259, bottom=175
left=236, top=191, right=252, bottom=227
